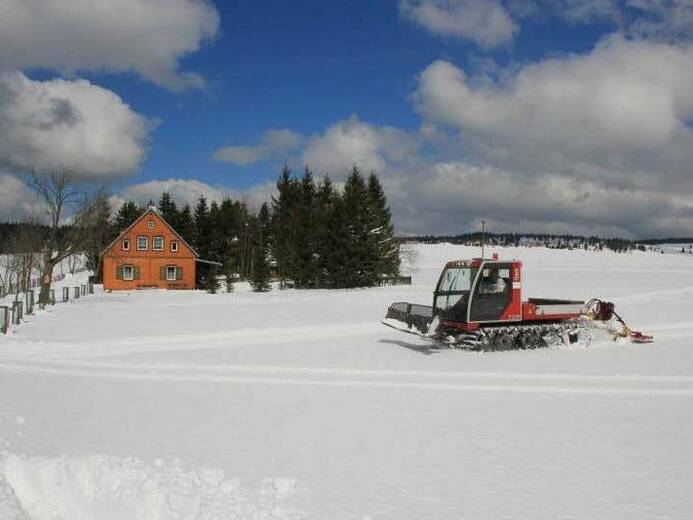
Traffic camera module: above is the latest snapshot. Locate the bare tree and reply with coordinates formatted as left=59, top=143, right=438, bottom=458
left=29, top=168, right=105, bottom=304
left=2, top=225, right=42, bottom=302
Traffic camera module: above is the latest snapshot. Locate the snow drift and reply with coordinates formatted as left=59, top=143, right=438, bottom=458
left=0, top=454, right=302, bottom=520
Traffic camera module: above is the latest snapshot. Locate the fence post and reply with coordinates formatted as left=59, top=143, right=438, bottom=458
left=25, top=290, right=34, bottom=315
left=0, top=306, right=9, bottom=333
left=88, top=282, right=94, bottom=295
left=80, top=285, right=86, bottom=296
left=50, top=289, right=56, bottom=305
left=12, top=300, right=23, bottom=325
left=74, top=286, right=80, bottom=299
left=62, top=286, right=69, bottom=302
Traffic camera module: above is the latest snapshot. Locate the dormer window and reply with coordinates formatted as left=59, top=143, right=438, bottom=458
left=171, top=240, right=179, bottom=252
left=122, top=238, right=130, bottom=251
left=137, top=236, right=148, bottom=251
left=147, top=220, right=155, bottom=229
left=153, top=236, right=164, bottom=251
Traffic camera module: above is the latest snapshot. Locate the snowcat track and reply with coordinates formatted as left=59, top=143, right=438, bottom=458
left=439, top=320, right=591, bottom=351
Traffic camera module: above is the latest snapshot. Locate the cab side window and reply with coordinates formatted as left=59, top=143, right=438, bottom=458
left=478, top=268, right=509, bottom=295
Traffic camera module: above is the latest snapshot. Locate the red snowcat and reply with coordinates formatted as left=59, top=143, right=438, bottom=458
left=383, top=255, right=652, bottom=350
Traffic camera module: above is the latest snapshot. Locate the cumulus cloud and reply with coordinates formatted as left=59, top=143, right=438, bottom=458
left=0, top=173, right=41, bottom=221
left=0, top=72, right=149, bottom=178
left=0, top=0, right=219, bottom=90
left=385, top=161, right=693, bottom=237
left=400, top=1, right=693, bottom=48
left=530, top=1, right=693, bottom=42
left=627, top=0, right=693, bottom=43
left=541, top=0, right=621, bottom=23
left=212, top=129, right=303, bottom=166
left=414, top=36, right=693, bottom=193
left=115, top=178, right=276, bottom=213
left=303, top=116, right=419, bottom=177
left=399, top=0, right=518, bottom=48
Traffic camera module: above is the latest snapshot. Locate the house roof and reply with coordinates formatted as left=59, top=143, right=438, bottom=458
left=101, top=207, right=199, bottom=257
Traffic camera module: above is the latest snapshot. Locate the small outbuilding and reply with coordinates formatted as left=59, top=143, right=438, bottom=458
left=102, top=207, right=197, bottom=290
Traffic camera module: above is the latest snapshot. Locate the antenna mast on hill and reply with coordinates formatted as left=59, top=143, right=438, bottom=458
left=481, top=219, right=486, bottom=260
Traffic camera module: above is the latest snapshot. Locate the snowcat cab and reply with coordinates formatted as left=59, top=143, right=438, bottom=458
left=384, top=257, right=522, bottom=338
left=433, top=258, right=522, bottom=333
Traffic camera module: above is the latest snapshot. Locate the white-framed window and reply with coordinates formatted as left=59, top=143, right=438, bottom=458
left=122, top=238, right=130, bottom=251
left=166, top=265, right=177, bottom=281
left=171, top=240, right=179, bottom=252
left=123, top=264, right=134, bottom=280
left=137, top=236, right=148, bottom=251
left=153, top=236, right=164, bottom=251
left=147, top=220, right=155, bottom=229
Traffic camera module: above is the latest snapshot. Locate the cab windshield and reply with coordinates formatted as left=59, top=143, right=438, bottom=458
left=434, top=267, right=476, bottom=317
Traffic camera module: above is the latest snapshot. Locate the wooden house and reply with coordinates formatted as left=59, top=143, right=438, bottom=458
left=102, top=208, right=197, bottom=290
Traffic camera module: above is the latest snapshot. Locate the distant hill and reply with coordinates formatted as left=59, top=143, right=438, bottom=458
left=401, top=232, right=643, bottom=253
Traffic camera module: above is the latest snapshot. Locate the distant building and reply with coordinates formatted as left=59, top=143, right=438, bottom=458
left=102, top=208, right=197, bottom=290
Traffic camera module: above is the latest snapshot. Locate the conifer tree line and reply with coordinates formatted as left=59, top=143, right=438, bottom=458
left=109, top=166, right=400, bottom=290
left=272, top=166, right=399, bottom=288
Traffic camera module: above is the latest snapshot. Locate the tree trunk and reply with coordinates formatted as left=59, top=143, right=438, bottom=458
left=39, top=257, right=56, bottom=304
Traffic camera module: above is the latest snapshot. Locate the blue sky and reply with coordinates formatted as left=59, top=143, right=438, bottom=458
left=101, top=1, right=610, bottom=190
left=2, top=1, right=693, bottom=237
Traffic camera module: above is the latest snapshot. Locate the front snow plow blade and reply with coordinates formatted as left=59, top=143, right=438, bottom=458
left=382, top=302, right=434, bottom=336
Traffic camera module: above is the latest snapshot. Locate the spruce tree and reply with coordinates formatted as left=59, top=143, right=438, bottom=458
left=366, top=173, right=399, bottom=283
left=157, top=191, right=178, bottom=226
left=250, top=203, right=272, bottom=292
left=315, top=176, right=338, bottom=287
left=341, top=166, right=371, bottom=287
left=114, top=201, right=142, bottom=232
left=223, top=259, right=235, bottom=292
left=219, top=198, right=238, bottom=272
left=324, top=187, right=349, bottom=287
left=230, top=201, right=252, bottom=280
left=208, top=201, right=224, bottom=264
left=177, top=204, right=196, bottom=246
left=194, top=196, right=211, bottom=259
left=294, top=168, right=317, bottom=288
left=271, top=166, right=300, bottom=287
left=206, top=265, right=220, bottom=293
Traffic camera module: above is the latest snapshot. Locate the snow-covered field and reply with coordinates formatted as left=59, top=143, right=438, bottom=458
left=1, top=244, right=692, bottom=519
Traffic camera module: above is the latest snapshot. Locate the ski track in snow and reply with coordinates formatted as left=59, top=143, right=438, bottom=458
left=1, top=359, right=692, bottom=396
left=0, top=323, right=378, bottom=361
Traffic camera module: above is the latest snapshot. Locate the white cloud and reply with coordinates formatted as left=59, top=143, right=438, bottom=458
left=0, top=72, right=149, bottom=178
left=627, top=0, right=693, bottom=43
left=212, top=129, right=303, bottom=166
left=303, top=116, right=419, bottom=177
left=0, top=173, right=41, bottom=221
left=116, top=178, right=276, bottom=213
left=414, top=36, right=693, bottom=193
left=385, top=161, right=690, bottom=237
left=0, top=0, right=219, bottom=90
left=399, top=0, right=517, bottom=48
left=531, top=1, right=693, bottom=42
left=544, top=0, right=621, bottom=23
